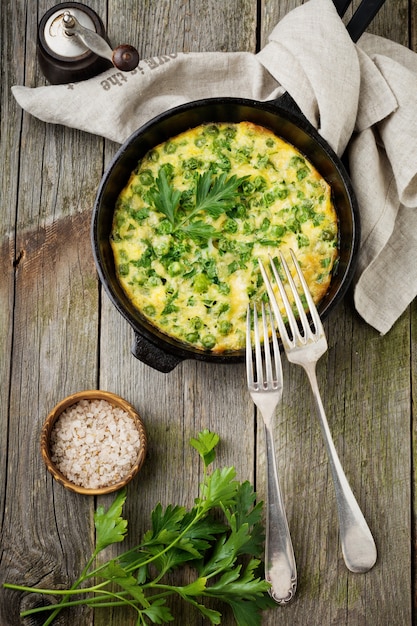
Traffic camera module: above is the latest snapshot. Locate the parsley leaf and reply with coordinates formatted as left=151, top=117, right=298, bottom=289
left=194, top=171, right=246, bottom=218
left=190, top=428, right=219, bottom=466
left=147, top=169, right=181, bottom=225
left=6, top=430, right=276, bottom=626
left=94, top=487, right=128, bottom=553
left=148, top=169, right=248, bottom=241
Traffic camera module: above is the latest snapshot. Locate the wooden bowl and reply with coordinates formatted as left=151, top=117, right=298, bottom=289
left=40, top=390, right=147, bottom=495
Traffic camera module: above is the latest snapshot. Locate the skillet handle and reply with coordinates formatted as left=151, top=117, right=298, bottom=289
left=131, top=332, right=184, bottom=373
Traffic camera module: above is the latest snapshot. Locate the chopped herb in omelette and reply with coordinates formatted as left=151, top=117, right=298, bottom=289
left=111, top=122, right=338, bottom=352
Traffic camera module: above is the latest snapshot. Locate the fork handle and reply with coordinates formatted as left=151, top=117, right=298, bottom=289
left=263, top=423, right=297, bottom=603
left=304, top=365, right=377, bottom=573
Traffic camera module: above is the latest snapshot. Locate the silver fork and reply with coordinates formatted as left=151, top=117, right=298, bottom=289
left=259, top=250, right=377, bottom=574
left=246, top=302, right=297, bottom=604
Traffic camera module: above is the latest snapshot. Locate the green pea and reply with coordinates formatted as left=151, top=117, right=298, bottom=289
left=204, top=124, right=220, bottom=136
left=168, top=261, right=182, bottom=276
left=271, top=224, right=286, bottom=238
left=276, top=188, right=289, bottom=200
left=157, top=220, right=173, bottom=235
left=163, top=141, right=177, bottom=154
left=201, top=334, right=216, bottom=349
left=253, top=176, right=267, bottom=191
left=131, top=207, right=150, bottom=222
left=296, top=167, right=309, bottom=181
left=159, top=162, right=175, bottom=179
left=219, top=321, right=232, bottom=335
left=218, top=282, right=230, bottom=295
left=321, top=229, right=336, bottom=241
left=193, top=274, right=210, bottom=293
left=290, top=155, right=305, bottom=167
left=297, top=234, right=310, bottom=247
left=147, top=275, right=162, bottom=286
left=118, top=263, right=129, bottom=276
left=223, top=126, right=237, bottom=139
left=216, top=154, right=231, bottom=171
left=162, top=303, right=179, bottom=315
left=154, top=241, right=170, bottom=256
left=217, top=302, right=230, bottom=315
left=139, top=170, right=154, bottom=185
left=147, top=150, right=160, bottom=162
left=190, top=316, right=203, bottom=330
left=223, top=218, right=238, bottom=234
left=183, top=157, right=202, bottom=170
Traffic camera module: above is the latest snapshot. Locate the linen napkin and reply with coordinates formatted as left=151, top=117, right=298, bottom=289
left=11, top=0, right=417, bottom=335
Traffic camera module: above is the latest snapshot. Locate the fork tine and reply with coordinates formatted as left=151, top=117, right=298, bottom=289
left=246, top=301, right=282, bottom=390
left=253, top=303, right=264, bottom=388
left=258, top=259, right=290, bottom=346
left=266, top=301, right=283, bottom=387
left=260, top=252, right=322, bottom=343
left=246, top=304, right=254, bottom=387
left=246, top=302, right=265, bottom=388
left=273, top=252, right=311, bottom=338
left=261, top=303, right=273, bottom=385
left=288, top=249, right=323, bottom=333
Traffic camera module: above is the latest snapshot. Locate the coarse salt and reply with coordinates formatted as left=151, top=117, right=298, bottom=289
left=50, top=398, right=141, bottom=489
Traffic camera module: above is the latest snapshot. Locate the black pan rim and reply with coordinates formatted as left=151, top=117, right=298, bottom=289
left=91, top=95, right=360, bottom=369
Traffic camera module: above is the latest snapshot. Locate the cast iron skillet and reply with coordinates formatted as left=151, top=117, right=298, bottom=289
left=92, top=93, right=360, bottom=372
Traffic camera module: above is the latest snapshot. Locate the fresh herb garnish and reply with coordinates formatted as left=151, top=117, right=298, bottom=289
left=148, top=169, right=248, bottom=241
left=4, top=430, right=275, bottom=625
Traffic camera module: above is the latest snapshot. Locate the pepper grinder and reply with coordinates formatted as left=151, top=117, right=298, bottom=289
left=37, top=2, right=139, bottom=84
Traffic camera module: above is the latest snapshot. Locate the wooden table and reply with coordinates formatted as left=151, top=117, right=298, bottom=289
left=1, top=0, right=416, bottom=624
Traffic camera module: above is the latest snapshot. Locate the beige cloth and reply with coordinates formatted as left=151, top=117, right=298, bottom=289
left=12, top=0, right=417, bottom=335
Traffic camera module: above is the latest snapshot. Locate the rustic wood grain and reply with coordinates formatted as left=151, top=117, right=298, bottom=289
left=258, top=2, right=413, bottom=625
left=0, top=2, right=107, bottom=623
left=412, top=298, right=417, bottom=621
left=96, top=2, right=259, bottom=624
left=1, top=0, right=416, bottom=625
left=412, top=1, right=417, bottom=51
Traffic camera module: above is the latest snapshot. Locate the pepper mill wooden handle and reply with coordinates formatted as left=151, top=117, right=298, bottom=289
left=112, top=45, right=140, bottom=72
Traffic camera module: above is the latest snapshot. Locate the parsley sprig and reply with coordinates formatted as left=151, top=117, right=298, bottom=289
left=148, top=169, right=247, bottom=241
left=5, top=430, right=275, bottom=625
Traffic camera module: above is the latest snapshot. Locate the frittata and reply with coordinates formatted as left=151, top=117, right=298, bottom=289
left=110, top=121, right=338, bottom=352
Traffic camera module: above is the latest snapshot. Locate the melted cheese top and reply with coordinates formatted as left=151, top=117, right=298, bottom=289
left=111, top=122, right=338, bottom=353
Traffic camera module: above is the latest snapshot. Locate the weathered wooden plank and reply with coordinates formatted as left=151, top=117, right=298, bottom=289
left=0, top=0, right=23, bottom=539
left=0, top=145, right=102, bottom=625
left=412, top=298, right=417, bottom=620
left=95, top=1, right=259, bottom=625
left=0, top=0, right=415, bottom=625
left=254, top=311, right=412, bottom=626
left=412, top=0, right=417, bottom=50
left=254, top=304, right=411, bottom=625
left=0, top=1, right=108, bottom=624
left=257, top=2, right=414, bottom=624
